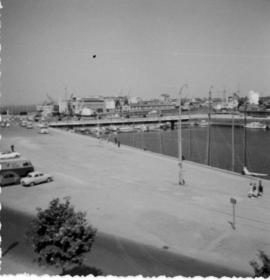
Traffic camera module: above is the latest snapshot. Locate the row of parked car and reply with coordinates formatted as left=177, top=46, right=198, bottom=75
left=20, top=120, right=34, bottom=129
left=20, top=120, right=49, bottom=134
left=0, top=150, right=53, bottom=187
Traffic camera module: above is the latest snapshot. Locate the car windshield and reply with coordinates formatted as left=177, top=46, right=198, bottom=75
left=27, top=174, right=34, bottom=178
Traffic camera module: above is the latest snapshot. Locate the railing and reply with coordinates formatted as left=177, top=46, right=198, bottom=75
left=49, top=115, right=190, bottom=127
left=49, top=113, right=270, bottom=127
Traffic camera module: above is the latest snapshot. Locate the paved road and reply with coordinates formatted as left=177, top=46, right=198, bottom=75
left=1, top=206, right=246, bottom=276
left=1, top=124, right=270, bottom=276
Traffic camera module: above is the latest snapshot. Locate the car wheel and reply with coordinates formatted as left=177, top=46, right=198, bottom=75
left=30, top=182, right=35, bottom=186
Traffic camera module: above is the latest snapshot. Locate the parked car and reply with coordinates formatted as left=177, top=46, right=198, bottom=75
left=39, top=128, right=49, bottom=134
left=21, top=171, right=53, bottom=186
left=20, top=121, right=27, bottom=127
left=0, top=151, right=21, bottom=160
left=26, top=122, right=34, bottom=129
left=0, top=171, right=20, bottom=186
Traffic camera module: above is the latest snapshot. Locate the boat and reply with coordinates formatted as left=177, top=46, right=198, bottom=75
left=118, top=126, right=135, bottom=133
left=242, top=166, right=268, bottom=177
left=134, top=124, right=149, bottom=132
left=244, top=122, right=267, bottom=129
left=198, top=120, right=209, bottom=127
left=107, top=125, right=118, bottom=132
left=148, top=124, right=161, bottom=131
left=160, top=122, right=171, bottom=130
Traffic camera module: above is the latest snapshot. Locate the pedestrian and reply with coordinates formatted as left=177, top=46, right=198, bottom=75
left=10, top=145, right=15, bottom=152
left=252, top=183, right=258, bottom=198
left=114, top=137, right=117, bottom=145
left=258, top=180, right=264, bottom=196
left=118, top=140, right=120, bottom=148
left=248, top=183, right=253, bottom=198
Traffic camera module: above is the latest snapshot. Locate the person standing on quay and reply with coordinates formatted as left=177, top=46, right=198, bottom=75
left=10, top=145, right=15, bottom=152
left=118, top=140, right=121, bottom=148
left=258, top=180, right=264, bottom=196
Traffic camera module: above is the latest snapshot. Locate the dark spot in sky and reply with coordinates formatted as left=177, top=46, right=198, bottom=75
left=92, top=54, right=96, bottom=58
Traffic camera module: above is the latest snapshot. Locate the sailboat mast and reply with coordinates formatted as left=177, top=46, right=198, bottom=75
left=231, top=93, right=236, bottom=171
left=188, top=106, right=191, bottom=159
left=207, top=86, right=213, bottom=166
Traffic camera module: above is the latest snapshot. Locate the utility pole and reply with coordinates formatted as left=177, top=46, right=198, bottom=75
left=231, top=90, right=239, bottom=171
left=243, top=99, right=247, bottom=168
left=188, top=107, right=191, bottom=160
left=232, top=93, right=235, bottom=172
left=178, top=84, right=188, bottom=185
left=207, top=86, right=213, bottom=166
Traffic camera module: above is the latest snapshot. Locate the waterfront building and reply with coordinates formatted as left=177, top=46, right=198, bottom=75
left=36, top=104, right=59, bottom=117
left=227, top=96, right=239, bottom=109
left=58, top=99, right=69, bottom=114
left=248, top=90, right=260, bottom=105
left=160, top=94, right=171, bottom=103
left=128, top=96, right=141, bottom=104
left=127, top=100, right=176, bottom=116
left=72, top=97, right=105, bottom=115
left=104, top=98, right=116, bottom=112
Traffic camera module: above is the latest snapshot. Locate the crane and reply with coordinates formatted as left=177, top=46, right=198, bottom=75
left=46, top=93, right=56, bottom=105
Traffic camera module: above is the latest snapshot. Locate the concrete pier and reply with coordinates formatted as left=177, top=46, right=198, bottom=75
left=1, top=124, right=270, bottom=275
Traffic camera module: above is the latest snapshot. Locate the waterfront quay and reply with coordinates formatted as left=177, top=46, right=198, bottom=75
left=1, top=124, right=270, bottom=276
left=48, top=113, right=270, bottom=129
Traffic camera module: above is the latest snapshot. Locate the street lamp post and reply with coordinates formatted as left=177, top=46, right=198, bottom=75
left=207, top=85, right=213, bottom=166
left=178, top=84, right=188, bottom=185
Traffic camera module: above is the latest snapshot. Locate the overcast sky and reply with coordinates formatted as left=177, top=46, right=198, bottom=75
left=1, top=0, right=270, bottom=105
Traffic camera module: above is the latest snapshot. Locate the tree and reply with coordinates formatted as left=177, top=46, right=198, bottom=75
left=123, top=97, right=129, bottom=106
left=237, top=96, right=248, bottom=110
left=27, top=197, right=97, bottom=274
left=250, top=250, right=270, bottom=278
left=115, top=99, right=121, bottom=110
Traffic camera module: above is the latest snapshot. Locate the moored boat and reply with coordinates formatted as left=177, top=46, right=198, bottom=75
left=148, top=124, right=161, bottom=131
left=244, top=122, right=267, bottom=129
left=118, top=126, right=136, bottom=133
left=107, top=125, right=119, bottom=132
left=198, top=120, right=209, bottom=127
left=134, top=124, right=149, bottom=132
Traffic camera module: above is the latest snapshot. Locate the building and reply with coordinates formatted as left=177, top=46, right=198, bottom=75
left=128, top=96, right=141, bottom=104
left=125, top=100, right=176, bottom=116
left=58, top=99, right=68, bottom=114
left=104, top=98, right=116, bottom=112
left=248, top=90, right=260, bottom=105
left=36, top=104, right=59, bottom=117
left=72, top=97, right=105, bottom=115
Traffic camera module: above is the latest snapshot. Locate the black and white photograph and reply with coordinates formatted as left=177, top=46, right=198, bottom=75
left=1, top=0, right=270, bottom=277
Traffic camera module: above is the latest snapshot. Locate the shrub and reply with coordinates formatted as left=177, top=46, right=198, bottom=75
left=27, top=197, right=97, bottom=273
left=250, top=250, right=270, bottom=278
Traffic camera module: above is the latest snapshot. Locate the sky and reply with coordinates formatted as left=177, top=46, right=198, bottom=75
left=1, top=0, right=270, bottom=105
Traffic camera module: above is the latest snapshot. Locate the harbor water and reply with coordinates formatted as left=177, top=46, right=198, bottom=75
left=117, top=126, right=270, bottom=179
